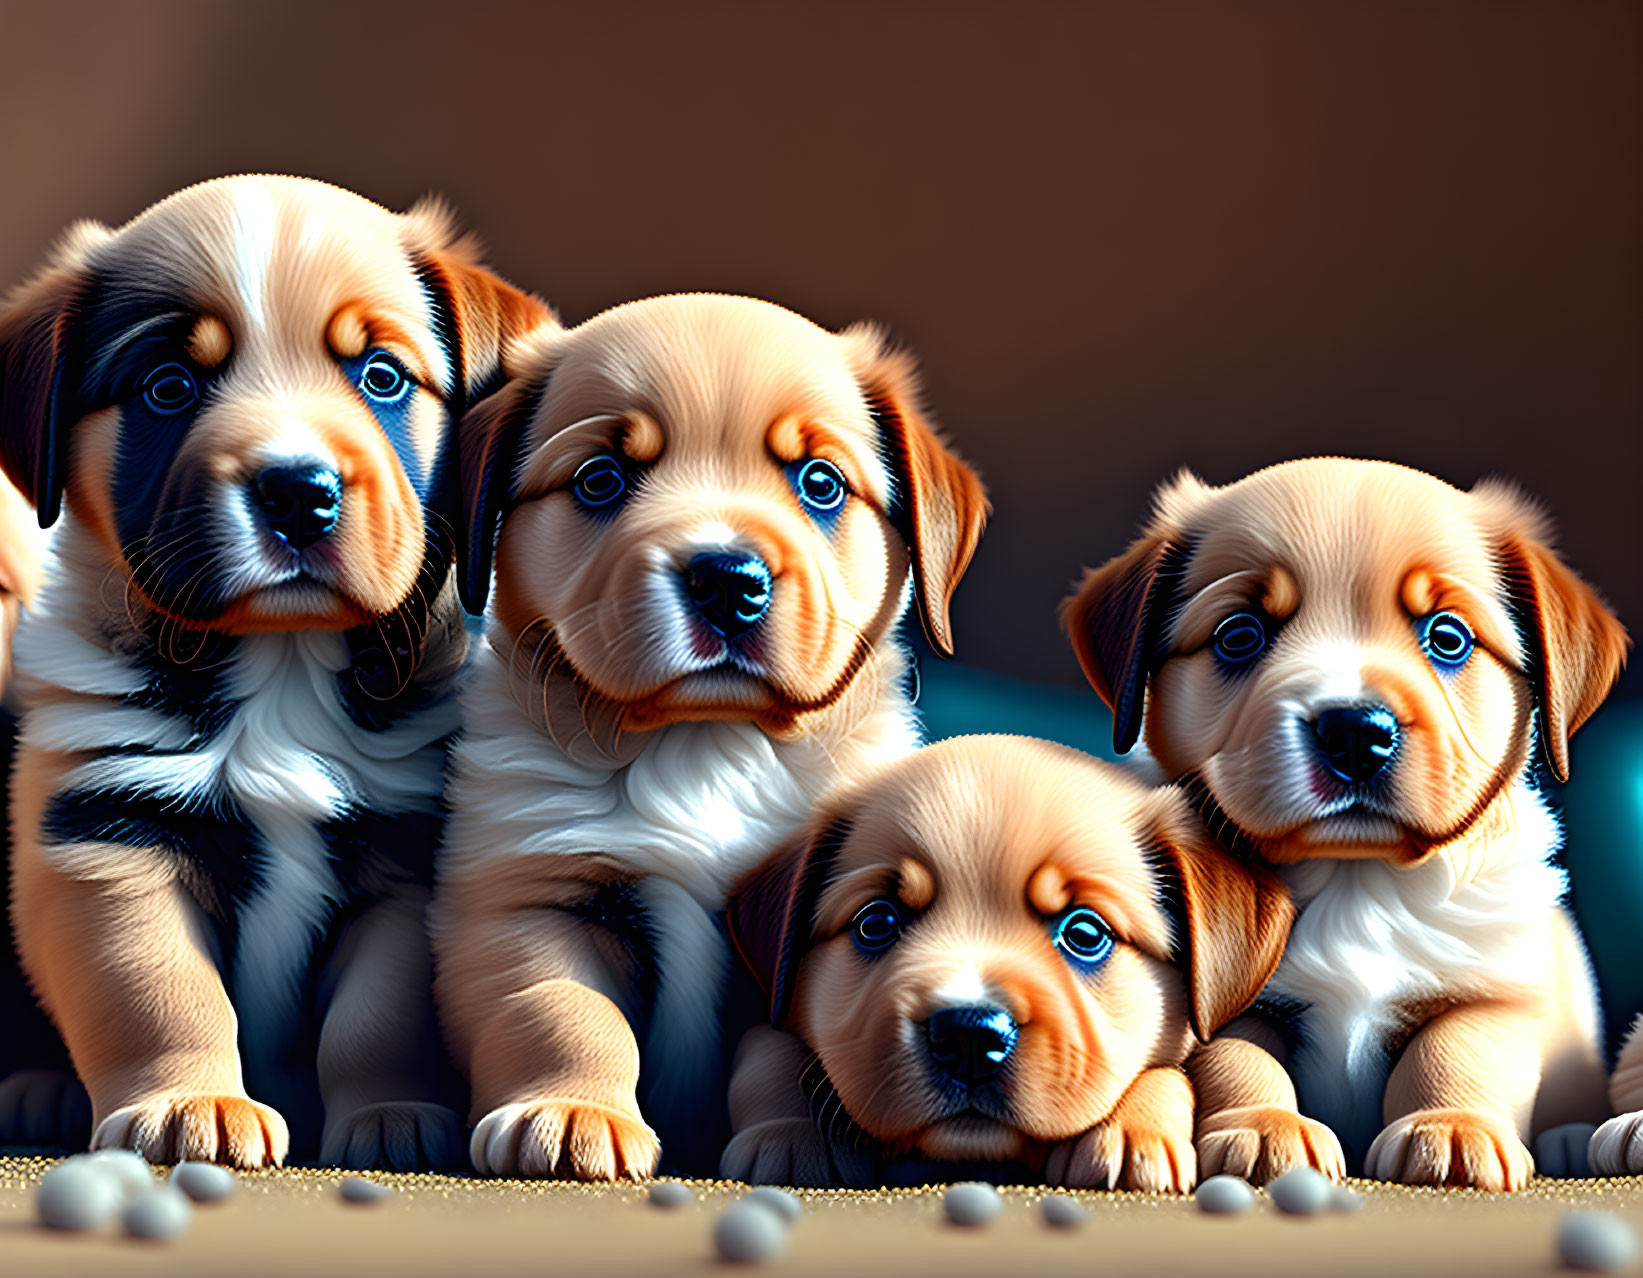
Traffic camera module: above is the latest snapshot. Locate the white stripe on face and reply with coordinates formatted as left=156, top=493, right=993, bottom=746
left=230, top=182, right=279, bottom=338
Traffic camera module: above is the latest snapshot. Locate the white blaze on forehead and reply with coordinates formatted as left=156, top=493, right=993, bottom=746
left=229, top=182, right=280, bottom=336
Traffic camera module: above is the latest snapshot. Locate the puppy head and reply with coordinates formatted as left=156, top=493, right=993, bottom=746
left=459, top=294, right=988, bottom=735
left=728, top=735, right=1291, bottom=1162
left=0, top=174, right=548, bottom=633
left=1065, top=458, right=1629, bottom=866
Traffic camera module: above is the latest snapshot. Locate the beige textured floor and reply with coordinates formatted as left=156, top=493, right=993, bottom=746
left=2, top=1156, right=1641, bottom=1277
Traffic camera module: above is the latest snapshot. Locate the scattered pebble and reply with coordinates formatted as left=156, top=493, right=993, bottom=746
left=714, top=1200, right=789, bottom=1263
left=338, top=1176, right=393, bottom=1204
left=1040, top=1195, right=1089, bottom=1228
left=943, top=1182, right=1004, bottom=1227
left=648, top=1181, right=695, bottom=1209
left=171, top=1161, right=238, bottom=1203
left=121, top=1186, right=192, bottom=1241
left=744, top=1186, right=801, bottom=1224
left=36, top=1159, right=125, bottom=1231
left=1331, top=1185, right=1364, bottom=1213
left=1557, top=1212, right=1638, bottom=1272
left=1195, top=1174, right=1256, bottom=1215
left=1268, top=1167, right=1333, bottom=1216
left=86, top=1149, right=157, bottom=1199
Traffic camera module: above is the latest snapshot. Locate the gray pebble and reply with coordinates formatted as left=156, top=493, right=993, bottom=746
left=337, top=1176, right=393, bottom=1204
left=1558, top=1212, right=1638, bottom=1272
left=1040, top=1195, right=1088, bottom=1228
left=36, top=1159, right=125, bottom=1231
left=1195, top=1174, right=1256, bottom=1215
left=743, top=1186, right=801, bottom=1224
left=714, top=1200, right=789, bottom=1263
left=943, top=1182, right=1004, bottom=1227
left=1331, top=1185, right=1364, bottom=1213
left=648, top=1181, right=695, bottom=1209
left=121, top=1186, right=192, bottom=1241
left=1268, top=1166, right=1333, bottom=1216
left=86, top=1149, right=156, bottom=1199
left=171, top=1161, right=238, bottom=1203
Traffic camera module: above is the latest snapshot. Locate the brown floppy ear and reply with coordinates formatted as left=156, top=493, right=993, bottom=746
left=1480, top=484, right=1629, bottom=783
left=846, top=327, right=988, bottom=657
left=727, top=817, right=852, bottom=1028
left=1147, top=796, right=1294, bottom=1044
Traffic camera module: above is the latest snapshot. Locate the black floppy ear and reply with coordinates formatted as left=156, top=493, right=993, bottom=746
left=455, top=371, right=552, bottom=616
left=727, top=818, right=851, bottom=1028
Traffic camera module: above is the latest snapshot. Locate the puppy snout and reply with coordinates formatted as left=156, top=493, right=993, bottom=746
left=253, top=463, right=341, bottom=550
left=683, top=551, right=771, bottom=639
left=925, top=1005, right=1018, bottom=1086
left=1312, top=703, right=1399, bottom=784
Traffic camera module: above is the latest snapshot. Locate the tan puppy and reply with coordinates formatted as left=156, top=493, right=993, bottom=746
left=432, top=294, right=988, bottom=1179
left=1064, top=458, right=1626, bottom=1190
left=721, top=734, right=1295, bottom=1189
left=0, top=175, right=549, bottom=1167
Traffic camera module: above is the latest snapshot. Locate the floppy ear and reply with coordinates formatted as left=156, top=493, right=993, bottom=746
left=1481, top=486, right=1629, bottom=783
left=414, top=242, right=553, bottom=409
left=455, top=367, right=554, bottom=616
left=727, top=817, right=852, bottom=1028
left=846, top=328, right=988, bottom=657
left=1147, top=796, right=1294, bottom=1044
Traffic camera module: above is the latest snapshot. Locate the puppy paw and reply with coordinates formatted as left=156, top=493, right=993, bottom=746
left=720, top=1117, right=875, bottom=1188
left=1197, top=1105, right=1345, bottom=1185
left=1589, top=1111, right=1643, bottom=1176
left=1045, top=1115, right=1196, bottom=1192
left=0, top=1069, right=92, bottom=1150
left=1366, top=1108, right=1532, bottom=1191
left=470, top=1098, right=659, bottom=1180
left=94, top=1093, right=288, bottom=1168
left=1534, top=1121, right=1596, bottom=1179
left=321, top=1101, right=465, bottom=1172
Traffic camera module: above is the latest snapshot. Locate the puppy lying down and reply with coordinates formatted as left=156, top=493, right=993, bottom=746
left=723, top=734, right=1295, bottom=1189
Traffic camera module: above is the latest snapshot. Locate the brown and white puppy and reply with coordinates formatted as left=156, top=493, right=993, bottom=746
left=1064, top=457, right=1627, bottom=1190
left=721, top=734, right=1296, bottom=1189
left=0, top=175, right=549, bottom=1167
left=431, top=293, right=988, bottom=1179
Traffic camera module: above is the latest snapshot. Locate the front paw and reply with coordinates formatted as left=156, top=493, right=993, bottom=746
left=1366, top=1107, right=1532, bottom=1191
left=94, top=1093, right=288, bottom=1168
left=1197, top=1105, right=1344, bottom=1185
left=1589, top=1111, right=1643, bottom=1176
left=1045, top=1115, right=1196, bottom=1192
left=720, top=1117, right=874, bottom=1188
left=322, top=1101, right=465, bottom=1172
left=0, top=1069, right=92, bottom=1149
left=470, top=1098, right=659, bottom=1180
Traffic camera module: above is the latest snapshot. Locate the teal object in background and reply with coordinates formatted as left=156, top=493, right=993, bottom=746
left=916, top=659, right=1643, bottom=1056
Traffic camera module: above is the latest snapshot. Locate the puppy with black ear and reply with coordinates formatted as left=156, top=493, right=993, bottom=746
left=722, top=734, right=1297, bottom=1189
left=432, top=293, right=988, bottom=1179
left=1064, top=458, right=1627, bottom=1190
left=0, top=175, right=551, bottom=1168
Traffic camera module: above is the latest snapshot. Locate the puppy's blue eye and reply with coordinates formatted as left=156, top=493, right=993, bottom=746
left=141, top=363, right=198, bottom=416
left=851, top=899, right=902, bottom=956
left=358, top=352, right=411, bottom=404
left=1418, top=611, right=1474, bottom=670
left=1212, top=613, right=1268, bottom=666
left=572, top=456, right=628, bottom=510
left=792, top=458, right=848, bottom=517
left=1052, top=907, right=1114, bottom=969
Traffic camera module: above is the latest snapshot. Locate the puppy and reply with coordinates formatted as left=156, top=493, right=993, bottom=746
left=721, top=734, right=1295, bottom=1190
left=431, top=293, right=988, bottom=1179
left=1064, top=457, right=1626, bottom=1190
left=1591, top=1023, right=1643, bottom=1174
left=0, top=175, right=549, bottom=1167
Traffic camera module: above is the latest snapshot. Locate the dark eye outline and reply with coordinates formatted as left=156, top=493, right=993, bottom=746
left=1051, top=906, right=1115, bottom=970
left=571, top=455, right=629, bottom=510
left=790, top=457, right=848, bottom=517
left=1211, top=612, right=1269, bottom=667
left=1418, top=611, right=1475, bottom=670
left=140, top=363, right=199, bottom=416
left=358, top=351, right=412, bottom=405
left=851, top=898, right=903, bottom=956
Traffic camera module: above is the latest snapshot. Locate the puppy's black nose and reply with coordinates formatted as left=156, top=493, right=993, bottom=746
left=926, top=1006, right=1018, bottom=1086
left=1313, top=704, right=1399, bottom=783
left=254, top=465, right=341, bottom=550
left=684, top=552, right=771, bottom=639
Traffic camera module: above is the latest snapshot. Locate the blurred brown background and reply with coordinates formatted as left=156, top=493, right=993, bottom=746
left=3, top=0, right=1639, bottom=691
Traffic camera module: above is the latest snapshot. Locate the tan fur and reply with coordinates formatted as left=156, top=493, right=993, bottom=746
left=1063, top=457, right=1626, bottom=1189
left=721, top=735, right=1293, bottom=1189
